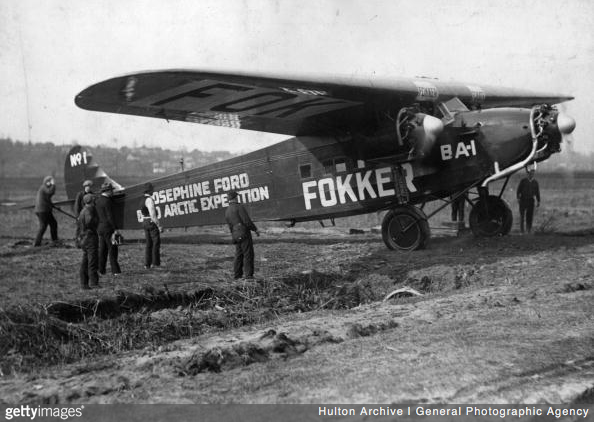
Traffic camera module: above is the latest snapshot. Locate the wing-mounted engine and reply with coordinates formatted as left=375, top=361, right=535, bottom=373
left=396, top=107, right=444, bottom=159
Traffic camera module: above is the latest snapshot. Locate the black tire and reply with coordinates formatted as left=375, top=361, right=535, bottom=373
left=469, top=196, right=513, bottom=237
left=382, top=206, right=430, bottom=251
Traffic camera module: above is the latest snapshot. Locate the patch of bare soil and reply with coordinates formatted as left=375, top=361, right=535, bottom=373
left=0, top=229, right=593, bottom=404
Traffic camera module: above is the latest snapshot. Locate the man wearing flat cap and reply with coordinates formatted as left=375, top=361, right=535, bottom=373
left=74, top=179, right=94, bottom=218
left=517, top=168, right=541, bottom=234
left=224, top=190, right=259, bottom=279
left=139, top=182, right=163, bottom=269
left=95, top=181, right=122, bottom=276
left=77, top=193, right=99, bottom=289
left=33, top=175, right=58, bottom=246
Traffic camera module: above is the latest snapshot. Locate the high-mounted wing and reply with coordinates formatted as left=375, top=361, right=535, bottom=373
left=75, top=70, right=573, bottom=136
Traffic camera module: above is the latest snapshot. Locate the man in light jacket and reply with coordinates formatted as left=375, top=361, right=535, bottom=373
left=139, top=183, right=163, bottom=269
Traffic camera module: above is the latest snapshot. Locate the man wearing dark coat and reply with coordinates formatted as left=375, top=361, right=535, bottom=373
left=33, top=176, right=58, bottom=246
left=95, top=182, right=121, bottom=276
left=224, top=191, right=259, bottom=279
left=73, top=179, right=94, bottom=218
left=77, top=194, right=99, bottom=289
left=516, top=169, right=541, bottom=233
left=450, top=195, right=466, bottom=229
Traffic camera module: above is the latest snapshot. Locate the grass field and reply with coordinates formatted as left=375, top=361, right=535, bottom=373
left=0, top=172, right=593, bottom=403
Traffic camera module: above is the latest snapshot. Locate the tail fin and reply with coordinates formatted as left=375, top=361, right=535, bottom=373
left=64, top=146, right=123, bottom=199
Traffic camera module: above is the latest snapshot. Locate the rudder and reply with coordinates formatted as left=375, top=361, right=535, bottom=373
left=64, top=146, right=122, bottom=199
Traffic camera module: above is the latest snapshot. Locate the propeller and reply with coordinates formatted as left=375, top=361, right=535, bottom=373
left=550, top=103, right=577, bottom=174
left=556, top=103, right=576, bottom=145
left=557, top=112, right=576, bottom=135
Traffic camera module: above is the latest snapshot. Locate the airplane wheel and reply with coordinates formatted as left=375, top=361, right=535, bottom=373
left=382, top=206, right=430, bottom=251
left=469, top=196, right=513, bottom=237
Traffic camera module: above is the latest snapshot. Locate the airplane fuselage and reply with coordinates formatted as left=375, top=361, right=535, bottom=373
left=107, top=106, right=542, bottom=230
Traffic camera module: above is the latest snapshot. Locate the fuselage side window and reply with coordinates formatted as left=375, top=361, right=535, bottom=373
left=335, top=157, right=347, bottom=173
left=299, top=164, right=312, bottom=179
left=322, top=159, right=333, bottom=175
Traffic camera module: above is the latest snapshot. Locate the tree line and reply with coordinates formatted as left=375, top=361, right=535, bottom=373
left=0, top=138, right=236, bottom=179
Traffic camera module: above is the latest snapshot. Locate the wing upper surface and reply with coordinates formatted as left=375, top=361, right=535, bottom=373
left=75, top=70, right=574, bottom=136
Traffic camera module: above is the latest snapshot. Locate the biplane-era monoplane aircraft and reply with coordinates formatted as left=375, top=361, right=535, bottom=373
left=70, top=70, right=575, bottom=250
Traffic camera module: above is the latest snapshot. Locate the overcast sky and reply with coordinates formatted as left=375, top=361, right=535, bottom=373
left=1, top=0, right=592, bottom=153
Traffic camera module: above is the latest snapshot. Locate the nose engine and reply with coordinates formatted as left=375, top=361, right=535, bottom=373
left=532, top=104, right=576, bottom=159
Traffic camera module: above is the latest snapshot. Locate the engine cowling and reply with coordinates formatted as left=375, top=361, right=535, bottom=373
left=397, top=109, right=444, bottom=158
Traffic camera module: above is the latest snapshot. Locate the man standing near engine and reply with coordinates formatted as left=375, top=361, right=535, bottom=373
left=95, top=182, right=121, bottom=276
left=517, top=169, right=541, bottom=234
left=140, top=183, right=162, bottom=269
left=224, top=191, right=259, bottom=280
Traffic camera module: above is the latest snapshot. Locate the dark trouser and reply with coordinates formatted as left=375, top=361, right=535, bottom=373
left=143, top=222, right=161, bottom=267
left=34, top=212, right=58, bottom=246
left=98, top=231, right=121, bottom=274
left=519, top=199, right=535, bottom=233
left=80, top=233, right=99, bottom=287
left=234, top=235, right=254, bottom=278
left=451, top=198, right=465, bottom=222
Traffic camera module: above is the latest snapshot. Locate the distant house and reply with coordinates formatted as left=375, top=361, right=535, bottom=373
left=152, top=162, right=167, bottom=174
left=183, top=157, right=195, bottom=169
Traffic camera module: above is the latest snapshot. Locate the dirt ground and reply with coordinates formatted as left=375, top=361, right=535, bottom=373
left=0, top=223, right=593, bottom=404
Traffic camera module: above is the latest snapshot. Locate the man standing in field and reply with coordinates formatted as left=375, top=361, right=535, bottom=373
left=95, top=182, right=122, bottom=276
left=224, top=191, right=259, bottom=280
left=73, top=180, right=94, bottom=218
left=140, top=182, right=163, bottom=269
left=450, top=195, right=466, bottom=229
left=517, top=169, right=541, bottom=234
left=33, top=176, right=58, bottom=247
left=77, top=193, right=99, bottom=289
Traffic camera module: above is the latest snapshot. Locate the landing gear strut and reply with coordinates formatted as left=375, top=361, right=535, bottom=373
left=382, top=205, right=430, bottom=251
left=469, top=190, right=513, bottom=237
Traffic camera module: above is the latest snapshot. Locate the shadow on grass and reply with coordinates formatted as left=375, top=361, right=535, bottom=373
left=361, top=230, right=594, bottom=272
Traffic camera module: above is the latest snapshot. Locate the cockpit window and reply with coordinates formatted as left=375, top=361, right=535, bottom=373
left=436, top=97, right=469, bottom=124
left=335, top=158, right=347, bottom=173
left=443, top=97, right=469, bottom=113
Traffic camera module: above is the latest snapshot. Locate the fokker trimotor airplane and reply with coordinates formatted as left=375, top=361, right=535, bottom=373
left=68, top=70, right=576, bottom=250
